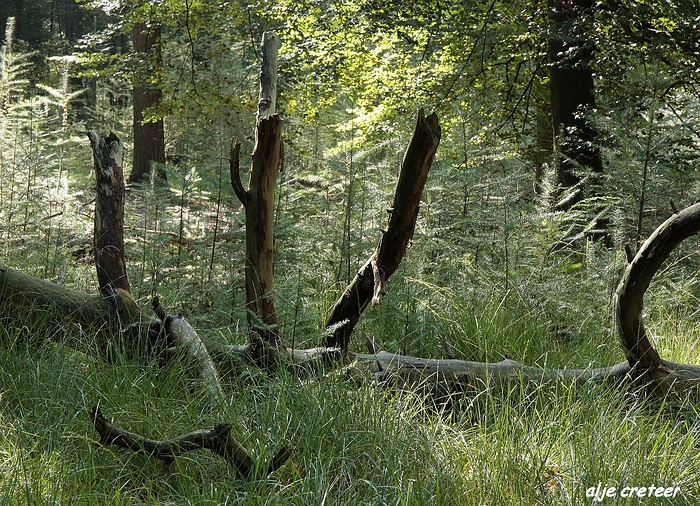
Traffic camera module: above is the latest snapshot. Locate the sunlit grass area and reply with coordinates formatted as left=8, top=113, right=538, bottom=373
left=1, top=287, right=700, bottom=505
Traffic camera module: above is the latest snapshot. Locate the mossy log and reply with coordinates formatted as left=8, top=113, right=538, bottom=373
left=0, top=262, right=222, bottom=401
left=0, top=261, right=143, bottom=341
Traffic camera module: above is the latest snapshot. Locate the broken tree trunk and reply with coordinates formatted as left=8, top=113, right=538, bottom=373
left=323, top=110, right=441, bottom=354
left=230, top=118, right=283, bottom=347
left=230, top=31, right=283, bottom=347
left=91, top=406, right=291, bottom=479
left=257, top=31, right=280, bottom=118
left=88, top=131, right=130, bottom=294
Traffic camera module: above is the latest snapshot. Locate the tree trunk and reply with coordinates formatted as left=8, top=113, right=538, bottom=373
left=88, top=131, right=130, bottom=293
left=230, top=117, right=283, bottom=346
left=257, top=31, right=280, bottom=119
left=548, top=0, right=602, bottom=207
left=323, top=110, right=441, bottom=354
left=230, top=32, right=283, bottom=347
left=130, top=22, right=167, bottom=184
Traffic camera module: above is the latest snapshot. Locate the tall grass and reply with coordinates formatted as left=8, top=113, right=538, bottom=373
left=1, top=311, right=699, bottom=505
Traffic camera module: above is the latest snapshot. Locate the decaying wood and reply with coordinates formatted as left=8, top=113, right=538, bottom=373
left=230, top=31, right=283, bottom=347
left=0, top=262, right=224, bottom=402
left=0, top=261, right=146, bottom=350
left=323, top=110, right=441, bottom=354
left=614, top=202, right=700, bottom=376
left=91, top=406, right=292, bottom=479
left=153, top=296, right=224, bottom=402
left=88, top=131, right=130, bottom=293
left=350, top=351, right=700, bottom=400
left=231, top=116, right=283, bottom=346
left=5, top=107, right=700, bottom=417
left=257, top=31, right=280, bottom=118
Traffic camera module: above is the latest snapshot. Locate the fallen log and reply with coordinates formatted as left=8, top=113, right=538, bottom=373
left=350, top=351, right=700, bottom=400
left=0, top=261, right=146, bottom=352
left=0, top=262, right=222, bottom=402
left=91, top=406, right=292, bottom=479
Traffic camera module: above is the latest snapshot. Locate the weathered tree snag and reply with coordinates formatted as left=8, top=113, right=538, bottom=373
left=87, top=131, right=131, bottom=294
left=6, top=192, right=700, bottom=400
left=230, top=116, right=283, bottom=347
left=323, top=110, right=441, bottom=354
left=257, top=31, right=280, bottom=118
left=91, top=407, right=292, bottom=479
left=613, top=203, right=700, bottom=376
left=230, top=32, right=284, bottom=347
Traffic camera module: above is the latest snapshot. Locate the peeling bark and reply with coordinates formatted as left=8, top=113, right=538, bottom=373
left=88, top=131, right=130, bottom=293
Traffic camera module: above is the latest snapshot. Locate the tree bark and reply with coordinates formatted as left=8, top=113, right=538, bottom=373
left=257, top=31, right=280, bottom=119
left=548, top=0, right=602, bottom=207
left=88, top=131, right=130, bottom=293
left=322, top=110, right=441, bottom=354
left=130, top=21, right=167, bottom=184
left=0, top=262, right=145, bottom=352
left=230, top=31, right=283, bottom=347
left=231, top=117, right=283, bottom=346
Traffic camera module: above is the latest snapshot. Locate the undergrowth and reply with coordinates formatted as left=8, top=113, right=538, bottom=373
left=1, top=312, right=699, bottom=505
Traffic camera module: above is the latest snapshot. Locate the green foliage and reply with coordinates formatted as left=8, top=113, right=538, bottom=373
left=2, top=0, right=700, bottom=503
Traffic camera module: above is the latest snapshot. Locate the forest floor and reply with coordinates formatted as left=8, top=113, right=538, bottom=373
left=1, top=178, right=700, bottom=505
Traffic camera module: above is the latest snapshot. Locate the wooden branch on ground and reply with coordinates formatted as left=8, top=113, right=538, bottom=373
left=323, top=110, right=441, bottom=354
left=0, top=263, right=223, bottom=404
left=87, top=131, right=130, bottom=293
left=350, top=351, right=700, bottom=400
left=91, top=407, right=292, bottom=479
left=153, top=296, right=224, bottom=402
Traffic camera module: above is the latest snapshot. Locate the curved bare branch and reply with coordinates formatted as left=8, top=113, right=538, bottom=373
left=613, top=203, right=700, bottom=375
